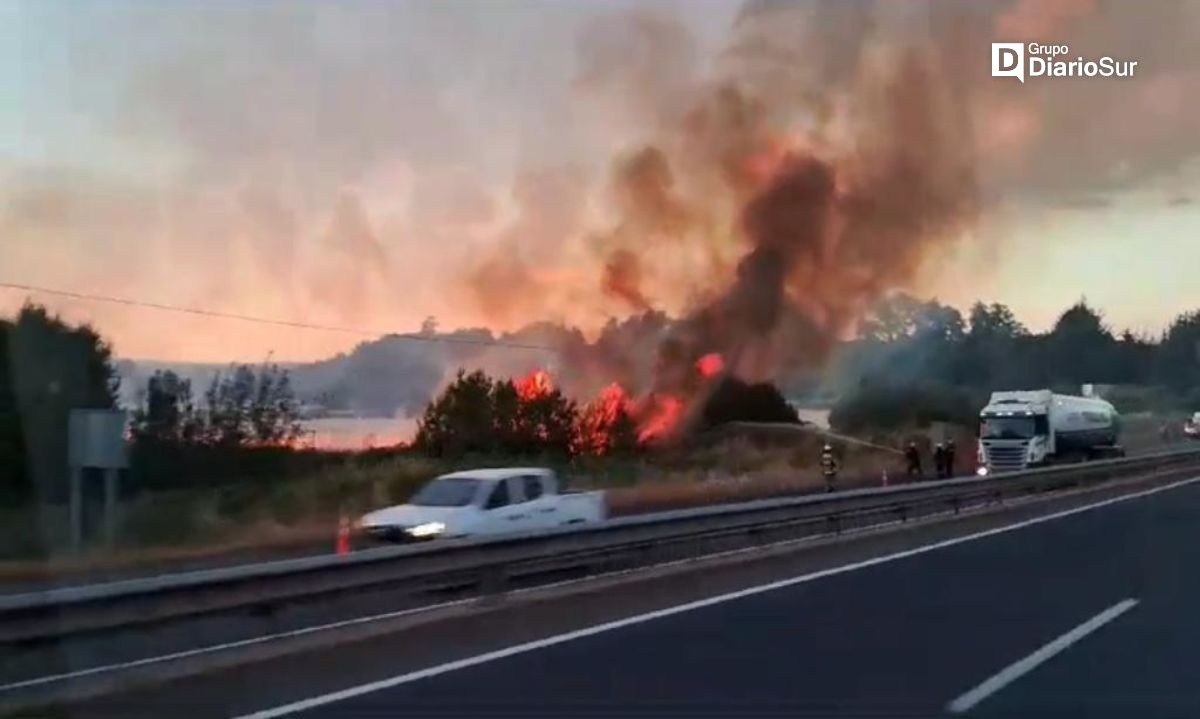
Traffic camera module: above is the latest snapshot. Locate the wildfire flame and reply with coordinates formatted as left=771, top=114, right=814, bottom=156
left=695, top=352, right=724, bottom=379
left=515, top=369, right=554, bottom=402
left=636, top=395, right=685, bottom=444
left=510, top=353, right=725, bottom=452
left=574, top=382, right=636, bottom=455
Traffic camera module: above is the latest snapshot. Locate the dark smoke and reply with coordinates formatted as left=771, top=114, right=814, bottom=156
left=602, top=249, right=652, bottom=312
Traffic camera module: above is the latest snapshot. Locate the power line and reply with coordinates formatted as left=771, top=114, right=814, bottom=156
left=0, top=281, right=558, bottom=352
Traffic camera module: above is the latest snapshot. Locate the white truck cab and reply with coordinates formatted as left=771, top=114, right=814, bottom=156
left=1185, top=412, right=1200, bottom=439
left=358, top=467, right=606, bottom=542
left=977, top=389, right=1122, bottom=474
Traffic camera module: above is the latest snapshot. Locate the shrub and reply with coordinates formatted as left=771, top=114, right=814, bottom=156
left=830, top=382, right=982, bottom=434
left=701, top=377, right=800, bottom=428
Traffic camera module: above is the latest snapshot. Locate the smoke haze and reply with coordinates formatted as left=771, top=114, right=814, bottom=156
left=2, top=0, right=1197, bottom=380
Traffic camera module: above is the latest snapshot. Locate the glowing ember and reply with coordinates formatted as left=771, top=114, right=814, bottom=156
left=695, top=352, right=724, bottom=378
left=637, top=395, right=685, bottom=443
left=515, top=369, right=553, bottom=401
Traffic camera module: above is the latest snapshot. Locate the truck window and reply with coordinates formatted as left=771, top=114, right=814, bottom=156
left=522, top=475, right=543, bottom=502
left=484, top=481, right=510, bottom=510
left=410, top=477, right=483, bottom=507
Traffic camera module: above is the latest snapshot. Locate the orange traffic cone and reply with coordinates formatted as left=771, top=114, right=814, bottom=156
left=336, top=515, right=351, bottom=556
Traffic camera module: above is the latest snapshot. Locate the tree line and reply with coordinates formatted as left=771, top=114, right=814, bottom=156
left=414, top=370, right=638, bottom=458
left=413, top=369, right=799, bottom=458
left=4, top=296, right=1196, bottom=501
left=829, top=296, right=1200, bottom=433
left=0, top=304, right=307, bottom=503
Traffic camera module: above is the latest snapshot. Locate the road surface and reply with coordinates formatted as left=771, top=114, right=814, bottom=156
left=50, top=471, right=1200, bottom=718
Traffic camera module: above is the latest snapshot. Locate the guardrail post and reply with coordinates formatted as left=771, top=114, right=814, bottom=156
left=478, top=564, right=508, bottom=607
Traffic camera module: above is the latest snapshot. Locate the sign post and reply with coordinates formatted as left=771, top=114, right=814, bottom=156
left=67, top=409, right=128, bottom=552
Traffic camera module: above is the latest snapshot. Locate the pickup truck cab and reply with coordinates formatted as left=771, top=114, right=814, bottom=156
left=1186, top=412, right=1200, bottom=439
left=358, top=467, right=606, bottom=542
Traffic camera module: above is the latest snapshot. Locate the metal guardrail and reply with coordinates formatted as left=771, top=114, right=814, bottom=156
left=3, top=448, right=1200, bottom=645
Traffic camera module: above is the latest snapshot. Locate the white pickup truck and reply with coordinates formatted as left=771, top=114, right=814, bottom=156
left=358, top=467, right=606, bottom=542
left=1186, top=412, right=1200, bottom=440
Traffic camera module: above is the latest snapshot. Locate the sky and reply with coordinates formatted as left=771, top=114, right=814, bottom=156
left=1, top=0, right=1197, bottom=362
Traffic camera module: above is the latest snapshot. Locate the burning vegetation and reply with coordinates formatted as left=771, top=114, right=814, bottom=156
left=415, top=354, right=801, bottom=458
left=458, top=3, right=978, bottom=445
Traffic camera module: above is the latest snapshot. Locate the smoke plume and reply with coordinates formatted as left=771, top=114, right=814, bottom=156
left=466, top=1, right=980, bottom=418
left=3, top=0, right=1197, bottom=405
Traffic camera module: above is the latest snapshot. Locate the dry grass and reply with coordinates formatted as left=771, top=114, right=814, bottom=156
left=607, top=436, right=903, bottom=515
left=0, top=431, right=907, bottom=582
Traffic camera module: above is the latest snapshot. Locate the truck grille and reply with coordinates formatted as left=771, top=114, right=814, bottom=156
left=984, top=445, right=1028, bottom=473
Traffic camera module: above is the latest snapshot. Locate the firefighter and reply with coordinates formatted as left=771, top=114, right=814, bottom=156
left=821, top=443, right=839, bottom=492
left=945, top=439, right=957, bottom=478
left=933, top=443, right=947, bottom=479
left=904, top=442, right=922, bottom=480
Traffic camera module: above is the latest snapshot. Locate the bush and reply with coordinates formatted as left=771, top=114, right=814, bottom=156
left=701, top=377, right=799, bottom=427
left=830, top=381, right=983, bottom=434
left=415, top=369, right=579, bottom=457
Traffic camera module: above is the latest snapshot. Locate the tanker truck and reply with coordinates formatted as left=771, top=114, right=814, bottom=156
left=976, top=389, right=1124, bottom=475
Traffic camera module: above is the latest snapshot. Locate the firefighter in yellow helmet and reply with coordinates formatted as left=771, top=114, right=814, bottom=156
left=821, top=443, right=839, bottom=493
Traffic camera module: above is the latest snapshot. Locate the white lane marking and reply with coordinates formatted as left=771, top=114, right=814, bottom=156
left=232, top=475, right=1200, bottom=719
left=0, top=474, right=1058, bottom=694
left=0, top=525, right=856, bottom=695
left=0, top=599, right=475, bottom=693
left=947, top=598, right=1139, bottom=714
left=1, top=523, right=870, bottom=695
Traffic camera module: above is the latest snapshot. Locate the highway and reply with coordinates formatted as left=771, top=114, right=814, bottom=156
left=7, top=440, right=1194, bottom=599
left=4, top=440, right=1192, bottom=602
left=51, top=472, right=1200, bottom=718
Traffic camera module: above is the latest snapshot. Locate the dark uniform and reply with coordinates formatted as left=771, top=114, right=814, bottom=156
left=934, top=443, right=947, bottom=479
left=904, top=443, right=922, bottom=479
left=821, top=445, right=839, bottom=493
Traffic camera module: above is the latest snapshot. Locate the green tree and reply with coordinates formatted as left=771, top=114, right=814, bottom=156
left=511, top=385, right=578, bottom=456
left=958, top=302, right=1030, bottom=386
left=1046, top=300, right=1117, bottom=385
left=416, top=369, right=581, bottom=457
left=1157, top=310, right=1200, bottom=390
left=0, top=319, right=27, bottom=503
left=967, top=302, right=1028, bottom=340
left=829, top=381, right=982, bottom=435
left=200, top=364, right=303, bottom=447
left=914, top=303, right=965, bottom=343
left=414, top=370, right=496, bottom=456
left=130, top=370, right=203, bottom=444
left=858, top=293, right=928, bottom=342
left=701, top=377, right=799, bottom=427
left=5, top=305, right=119, bottom=501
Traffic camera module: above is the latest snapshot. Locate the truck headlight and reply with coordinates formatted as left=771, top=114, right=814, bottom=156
left=976, top=467, right=989, bottom=477
left=406, top=521, right=446, bottom=538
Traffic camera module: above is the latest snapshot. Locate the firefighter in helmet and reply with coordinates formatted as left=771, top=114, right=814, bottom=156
left=821, top=443, right=839, bottom=493
left=904, top=441, right=923, bottom=480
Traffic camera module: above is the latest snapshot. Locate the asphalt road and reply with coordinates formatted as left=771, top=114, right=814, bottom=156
left=51, top=471, right=1200, bottom=718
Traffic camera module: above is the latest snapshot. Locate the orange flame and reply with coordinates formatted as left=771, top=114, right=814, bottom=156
left=515, top=369, right=554, bottom=401
left=637, top=395, right=685, bottom=443
left=575, top=382, right=636, bottom=455
left=695, top=352, right=724, bottom=378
